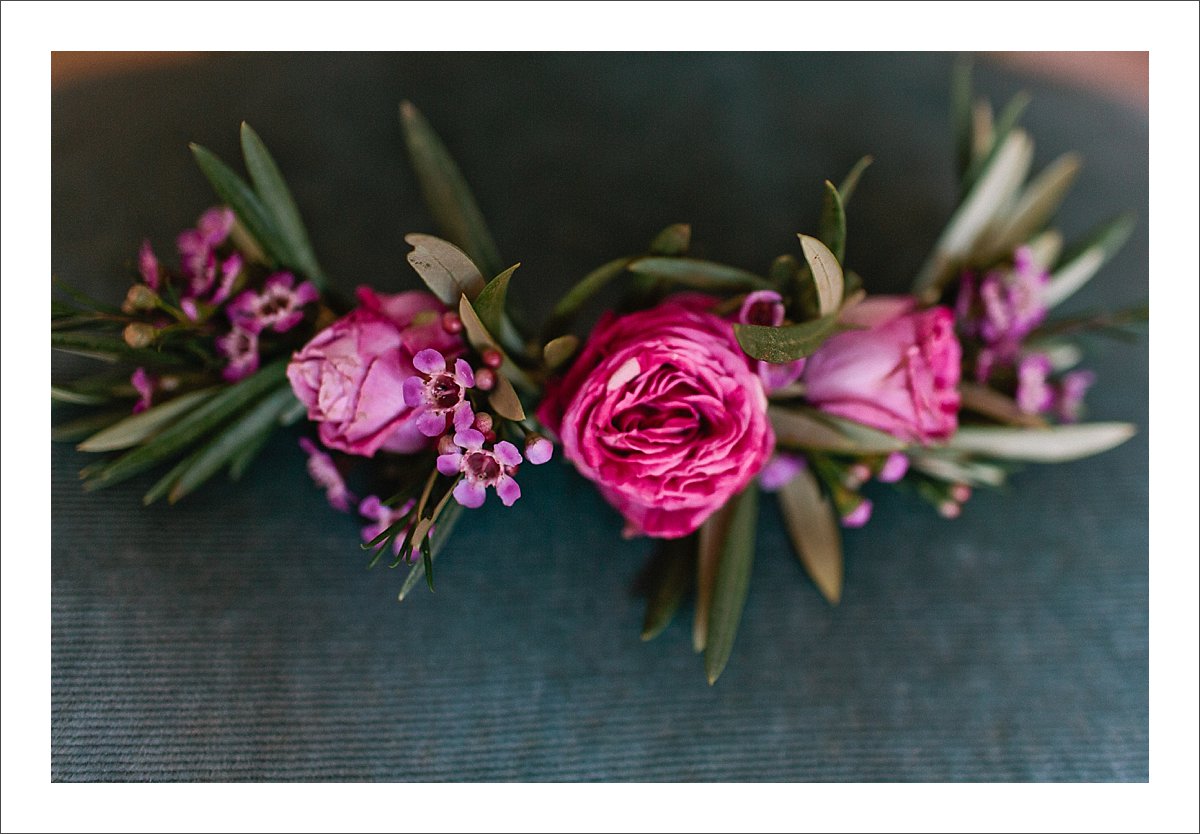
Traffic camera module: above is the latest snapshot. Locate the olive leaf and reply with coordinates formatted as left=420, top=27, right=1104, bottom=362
left=778, top=466, right=843, bottom=605
left=693, top=500, right=736, bottom=653
left=640, top=534, right=697, bottom=642
left=471, top=263, right=524, bottom=357
left=799, top=233, right=844, bottom=316
left=649, top=223, right=691, bottom=256
left=77, top=388, right=219, bottom=452
left=957, top=382, right=1048, bottom=428
left=542, top=334, right=580, bottom=370
left=770, top=406, right=907, bottom=454
left=979, top=152, right=1081, bottom=262
left=703, top=485, right=759, bottom=685
left=405, top=233, right=486, bottom=306
left=1043, top=212, right=1136, bottom=308
left=817, top=181, right=847, bottom=264
left=457, top=294, right=535, bottom=405
left=734, top=313, right=840, bottom=364
left=837, top=155, right=873, bottom=208
left=627, top=257, right=772, bottom=292
left=909, top=454, right=1008, bottom=488
left=946, top=423, right=1136, bottom=462
left=542, top=257, right=631, bottom=338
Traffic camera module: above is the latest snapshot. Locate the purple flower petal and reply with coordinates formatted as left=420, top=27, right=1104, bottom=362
left=413, top=348, right=446, bottom=375
left=294, top=281, right=320, bottom=306
left=272, top=310, right=305, bottom=333
left=454, top=358, right=475, bottom=388
left=738, top=289, right=786, bottom=327
left=454, top=428, right=485, bottom=450
left=210, top=253, right=243, bottom=305
left=453, top=479, right=487, bottom=509
left=841, top=498, right=873, bottom=528
left=494, top=440, right=523, bottom=467
left=496, top=475, right=521, bottom=507
left=758, top=452, right=805, bottom=492
left=416, top=410, right=447, bottom=437
left=264, top=271, right=296, bottom=293
left=452, top=401, right=475, bottom=432
left=877, top=452, right=909, bottom=483
left=436, top=452, right=463, bottom=477
left=130, top=367, right=156, bottom=414
left=138, top=240, right=160, bottom=290
left=525, top=436, right=553, bottom=465
left=197, top=206, right=234, bottom=245
left=300, top=437, right=355, bottom=512
left=402, top=376, right=426, bottom=409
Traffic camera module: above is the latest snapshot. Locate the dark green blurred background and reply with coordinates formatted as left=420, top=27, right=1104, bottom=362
left=51, top=53, right=1148, bottom=781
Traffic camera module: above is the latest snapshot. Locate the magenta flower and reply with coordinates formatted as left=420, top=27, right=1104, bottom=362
left=359, top=495, right=417, bottom=556
left=177, top=207, right=236, bottom=298
left=1016, top=353, right=1054, bottom=415
left=758, top=452, right=806, bottom=492
left=138, top=241, right=161, bottom=290
left=299, top=438, right=355, bottom=512
left=216, top=326, right=260, bottom=382
left=130, top=367, right=156, bottom=414
left=841, top=498, right=873, bottom=528
left=737, top=289, right=806, bottom=392
left=1057, top=370, right=1096, bottom=423
left=957, top=247, right=1049, bottom=381
left=877, top=452, right=910, bottom=483
left=227, top=272, right=318, bottom=334
left=436, top=428, right=523, bottom=508
left=402, top=349, right=476, bottom=438
left=524, top=434, right=554, bottom=465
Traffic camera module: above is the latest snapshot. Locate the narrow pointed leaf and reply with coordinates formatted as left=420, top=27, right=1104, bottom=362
left=51, top=332, right=189, bottom=366
left=400, top=101, right=503, bottom=279
left=769, top=406, right=907, bottom=454
left=405, top=233, right=486, bottom=306
left=542, top=334, right=579, bottom=370
left=649, top=223, right=691, bottom=256
left=734, top=313, right=840, bottom=363
left=78, top=388, right=218, bottom=452
left=778, top=468, right=843, bottom=604
left=543, top=257, right=631, bottom=338
left=957, top=382, right=1048, bottom=428
left=818, top=182, right=847, bottom=264
left=704, top=485, right=759, bottom=685
left=799, top=234, right=844, bottom=315
left=52, top=410, right=131, bottom=443
left=457, top=294, right=535, bottom=394
left=693, top=501, right=735, bottom=653
left=962, top=90, right=1031, bottom=193
left=627, top=257, right=772, bottom=292
left=190, top=142, right=286, bottom=267
left=1026, top=228, right=1064, bottom=271
left=909, top=454, right=1008, bottom=488
left=981, top=152, right=1081, bottom=261
left=239, top=123, right=326, bottom=288
left=471, top=263, right=523, bottom=355
left=1044, top=212, right=1136, bottom=308
left=398, top=500, right=464, bottom=601
left=946, top=423, right=1136, bottom=462
left=641, top=534, right=697, bottom=642
left=837, top=155, right=873, bottom=208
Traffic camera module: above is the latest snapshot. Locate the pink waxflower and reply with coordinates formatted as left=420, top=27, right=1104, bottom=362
left=299, top=438, right=355, bottom=512
left=538, top=294, right=774, bottom=539
left=877, top=452, right=910, bottom=483
left=138, top=241, right=161, bottom=290
left=524, top=435, right=554, bottom=465
left=227, top=272, right=318, bottom=334
left=359, top=495, right=417, bottom=556
left=216, top=326, right=260, bottom=382
left=402, top=349, right=476, bottom=438
left=841, top=498, right=873, bottom=528
left=286, top=287, right=463, bottom=457
left=1016, top=353, right=1055, bottom=415
left=758, top=452, right=806, bottom=492
left=130, top=367, right=157, bottom=414
left=957, top=246, right=1049, bottom=381
left=436, top=429, right=523, bottom=508
left=1057, top=370, right=1096, bottom=423
left=177, top=207, right=236, bottom=298
left=803, top=296, right=961, bottom=444
left=737, top=289, right=806, bottom=392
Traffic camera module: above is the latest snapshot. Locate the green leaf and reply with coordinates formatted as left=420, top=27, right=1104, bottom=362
left=400, top=101, right=504, bottom=279
left=83, top=360, right=288, bottom=491
left=1026, top=228, right=1064, bottom=272
left=398, top=499, right=464, bottom=601
left=640, top=534, right=697, bottom=642
left=769, top=406, right=907, bottom=454
left=957, top=382, right=1048, bottom=428
left=239, top=123, right=326, bottom=289
left=472, top=263, right=524, bottom=355
left=77, top=388, right=218, bottom=452
left=693, top=501, right=735, bottom=653
left=946, top=423, right=1136, bottom=463
left=52, top=409, right=131, bottom=443
left=951, top=58, right=974, bottom=179
left=405, top=233, right=486, bottom=306
left=51, top=386, right=115, bottom=406
left=542, top=334, right=579, bottom=370
left=162, top=386, right=296, bottom=503
left=912, top=128, right=1034, bottom=302
left=228, top=425, right=275, bottom=481
left=799, top=233, right=844, bottom=316
left=980, top=152, right=1081, bottom=262
left=190, top=142, right=287, bottom=268
left=838, top=155, right=873, bottom=208
left=778, top=467, right=843, bottom=605
left=909, top=454, right=1008, bottom=488
left=457, top=295, right=536, bottom=394
left=818, top=181, right=847, bottom=264
left=703, top=484, right=759, bottom=685
left=50, top=331, right=189, bottom=367
left=543, top=257, right=631, bottom=338
left=649, top=223, right=692, bottom=256
left=627, top=257, right=773, bottom=292
left=488, top=373, right=526, bottom=422
left=1044, top=212, right=1136, bottom=308
left=962, top=90, right=1031, bottom=194
left=734, top=313, right=840, bottom=363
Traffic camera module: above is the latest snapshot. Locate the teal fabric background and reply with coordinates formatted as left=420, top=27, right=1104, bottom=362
left=51, top=53, right=1148, bottom=781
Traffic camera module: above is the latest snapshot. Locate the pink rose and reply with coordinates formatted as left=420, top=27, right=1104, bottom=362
left=538, top=294, right=774, bottom=539
left=287, top=287, right=462, bottom=457
left=802, top=296, right=961, bottom=444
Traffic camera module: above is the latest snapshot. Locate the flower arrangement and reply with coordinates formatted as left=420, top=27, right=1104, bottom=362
left=51, top=65, right=1144, bottom=683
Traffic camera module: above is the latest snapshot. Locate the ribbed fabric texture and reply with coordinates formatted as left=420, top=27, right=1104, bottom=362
left=51, top=53, right=1147, bottom=781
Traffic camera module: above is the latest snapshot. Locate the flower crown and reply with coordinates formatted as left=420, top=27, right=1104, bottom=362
left=52, top=65, right=1143, bottom=683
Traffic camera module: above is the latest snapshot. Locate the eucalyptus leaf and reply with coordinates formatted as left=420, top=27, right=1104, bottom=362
left=239, top=123, right=326, bottom=288
left=543, top=257, right=631, bottom=338
left=163, top=386, right=297, bottom=503
left=641, top=534, right=697, bottom=642
left=190, top=142, right=286, bottom=268
left=398, top=499, right=464, bottom=601
left=400, top=101, right=504, bottom=279
left=542, top=334, right=579, bottom=370
left=778, top=467, right=843, bottom=605
left=1043, top=212, right=1136, bottom=308
left=703, top=484, right=759, bottom=685
left=946, top=423, right=1136, bottom=462
left=627, top=257, right=772, bottom=292
left=913, top=129, right=1034, bottom=302
left=649, top=223, right=691, bottom=256
left=799, top=234, right=844, bottom=316
left=957, top=382, right=1048, bottom=428
left=457, top=295, right=536, bottom=393
left=818, top=182, right=847, bottom=264
left=83, top=361, right=288, bottom=491
left=770, top=406, right=907, bottom=454
left=405, top=233, right=486, bottom=306
left=734, top=313, right=839, bottom=363
left=837, top=156, right=873, bottom=207
left=693, top=500, right=735, bottom=653
left=77, top=388, right=218, bottom=452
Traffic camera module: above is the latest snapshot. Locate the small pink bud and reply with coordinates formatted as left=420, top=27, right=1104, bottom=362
left=473, top=412, right=494, bottom=433
left=475, top=368, right=496, bottom=391
left=525, top=435, right=553, bottom=465
left=484, top=430, right=497, bottom=443
left=841, top=499, right=873, bottom=528
left=123, top=322, right=156, bottom=349
left=441, top=311, right=463, bottom=334
left=938, top=501, right=962, bottom=519
left=845, top=463, right=871, bottom=489
left=950, top=483, right=972, bottom=504
left=482, top=348, right=503, bottom=369
left=877, top=452, right=909, bottom=483
left=122, top=284, right=159, bottom=313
